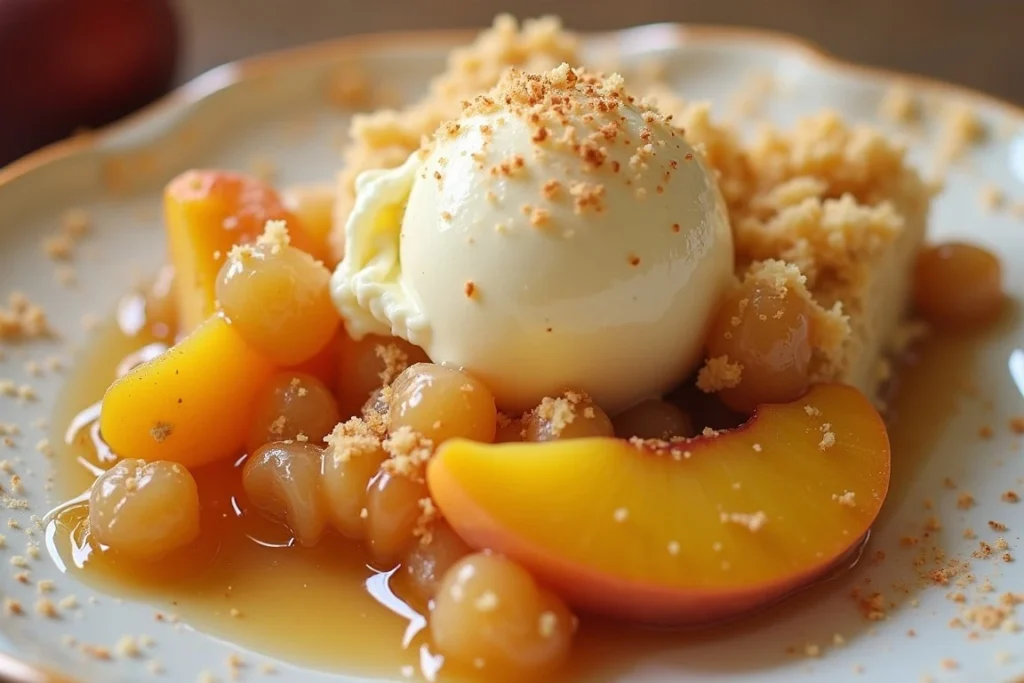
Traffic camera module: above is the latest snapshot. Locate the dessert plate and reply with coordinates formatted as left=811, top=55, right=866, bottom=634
left=0, top=22, right=1022, bottom=683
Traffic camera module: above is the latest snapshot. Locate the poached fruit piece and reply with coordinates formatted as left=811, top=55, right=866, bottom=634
left=99, top=314, right=276, bottom=468
left=428, top=383, right=890, bottom=625
left=164, top=170, right=327, bottom=332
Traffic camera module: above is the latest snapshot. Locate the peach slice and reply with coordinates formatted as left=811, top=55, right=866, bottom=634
left=428, top=383, right=890, bottom=625
left=100, top=314, right=276, bottom=468
left=164, top=170, right=326, bottom=332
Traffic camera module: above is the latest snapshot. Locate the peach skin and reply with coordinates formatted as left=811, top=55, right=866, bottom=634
left=428, top=383, right=890, bottom=625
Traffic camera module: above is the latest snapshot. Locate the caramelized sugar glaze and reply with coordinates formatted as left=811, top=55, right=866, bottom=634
left=45, top=285, right=997, bottom=682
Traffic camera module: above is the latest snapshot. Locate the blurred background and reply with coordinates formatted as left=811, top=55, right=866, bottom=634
left=2, top=0, right=1022, bottom=167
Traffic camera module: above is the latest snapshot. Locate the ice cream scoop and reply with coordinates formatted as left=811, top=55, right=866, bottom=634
left=332, top=64, right=733, bottom=414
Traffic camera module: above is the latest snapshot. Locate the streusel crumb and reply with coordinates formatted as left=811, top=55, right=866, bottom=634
left=375, top=343, right=411, bottom=385
left=697, top=260, right=851, bottom=388
left=413, top=496, right=440, bottom=544
left=878, top=83, right=919, bottom=124
left=720, top=510, right=768, bottom=532
left=937, top=104, right=985, bottom=164
left=0, top=292, right=51, bottom=341
left=532, top=390, right=587, bottom=436
left=381, top=426, right=434, bottom=478
left=696, top=355, right=742, bottom=393
left=323, top=418, right=381, bottom=465
left=255, top=220, right=291, bottom=254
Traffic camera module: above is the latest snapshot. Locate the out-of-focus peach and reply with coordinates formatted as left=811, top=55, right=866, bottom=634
left=0, top=0, right=178, bottom=165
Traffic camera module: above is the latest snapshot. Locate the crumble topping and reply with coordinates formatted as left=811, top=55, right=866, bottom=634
left=720, top=510, right=768, bottom=532
left=375, top=343, right=411, bottom=385
left=255, top=220, right=291, bottom=253
left=381, top=426, right=434, bottom=478
left=323, top=418, right=382, bottom=464
left=696, top=355, right=742, bottom=393
left=568, top=181, right=606, bottom=214
left=149, top=422, right=173, bottom=443
left=819, top=423, right=837, bottom=451
left=878, top=83, right=919, bottom=124
left=114, top=635, right=142, bottom=658
left=413, top=497, right=439, bottom=544
left=697, top=260, right=850, bottom=390
left=0, top=292, right=51, bottom=341
left=530, top=390, right=589, bottom=436
left=937, top=104, right=986, bottom=164
left=833, top=491, right=857, bottom=507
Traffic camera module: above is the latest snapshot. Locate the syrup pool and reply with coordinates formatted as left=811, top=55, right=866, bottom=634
left=43, top=299, right=975, bottom=682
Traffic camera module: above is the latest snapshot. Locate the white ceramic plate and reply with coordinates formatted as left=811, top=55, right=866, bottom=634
left=0, top=22, right=1022, bottom=683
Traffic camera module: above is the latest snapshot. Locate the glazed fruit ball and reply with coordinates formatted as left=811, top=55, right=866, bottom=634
left=494, top=415, right=525, bottom=443
left=913, top=242, right=1004, bottom=329
left=388, top=363, right=497, bottom=444
left=335, top=333, right=428, bottom=419
left=166, top=170, right=328, bottom=332
left=89, top=459, right=200, bottom=559
left=247, top=372, right=341, bottom=454
left=612, top=398, right=694, bottom=440
left=242, top=441, right=327, bottom=547
left=431, top=553, right=575, bottom=675
left=403, top=521, right=471, bottom=602
left=216, top=221, right=340, bottom=366
left=706, top=272, right=814, bottom=414
left=320, top=424, right=387, bottom=539
left=364, top=470, right=430, bottom=568
left=523, top=391, right=614, bottom=442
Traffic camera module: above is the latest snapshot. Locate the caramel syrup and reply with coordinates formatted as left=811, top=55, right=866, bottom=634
left=45, top=304, right=971, bottom=682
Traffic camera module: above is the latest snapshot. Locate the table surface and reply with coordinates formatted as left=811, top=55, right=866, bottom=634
left=177, top=0, right=1024, bottom=105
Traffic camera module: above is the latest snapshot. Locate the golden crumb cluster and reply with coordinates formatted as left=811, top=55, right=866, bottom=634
left=531, top=390, right=590, bottom=438
left=375, top=342, right=413, bottom=385
left=382, top=426, right=435, bottom=479
left=324, top=417, right=383, bottom=465
left=255, top=219, right=292, bottom=252
left=0, top=292, right=51, bottom=341
left=697, top=260, right=849, bottom=389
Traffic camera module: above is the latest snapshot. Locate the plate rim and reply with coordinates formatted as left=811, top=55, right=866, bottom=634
left=0, top=20, right=1021, bottom=683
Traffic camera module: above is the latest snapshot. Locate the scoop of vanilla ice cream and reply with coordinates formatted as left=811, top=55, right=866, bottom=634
left=332, top=64, right=733, bottom=414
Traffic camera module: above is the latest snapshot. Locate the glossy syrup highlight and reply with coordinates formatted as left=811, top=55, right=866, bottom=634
left=45, top=308, right=959, bottom=682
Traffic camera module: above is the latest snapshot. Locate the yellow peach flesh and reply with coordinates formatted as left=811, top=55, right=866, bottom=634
left=428, top=383, right=890, bottom=625
left=99, top=314, right=276, bottom=468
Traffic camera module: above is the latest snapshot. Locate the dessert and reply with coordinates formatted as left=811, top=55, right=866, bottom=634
left=33, top=14, right=1010, bottom=683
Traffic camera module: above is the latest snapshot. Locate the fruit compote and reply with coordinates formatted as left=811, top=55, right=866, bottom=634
left=46, top=168, right=1004, bottom=682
